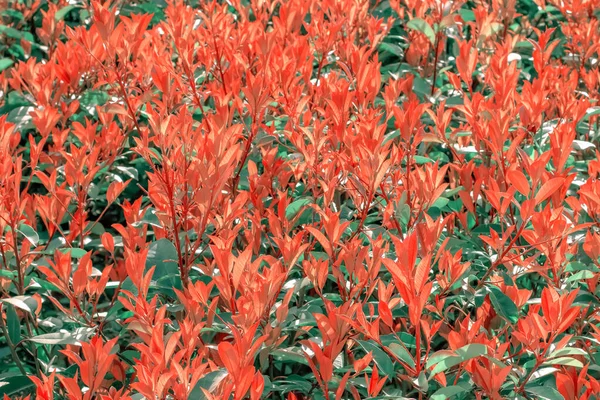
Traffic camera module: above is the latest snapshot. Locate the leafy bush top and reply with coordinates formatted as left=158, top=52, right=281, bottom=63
left=1, top=0, right=600, bottom=399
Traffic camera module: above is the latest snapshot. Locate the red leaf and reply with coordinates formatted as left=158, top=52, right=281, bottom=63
left=507, top=169, right=530, bottom=196
left=534, top=177, right=565, bottom=205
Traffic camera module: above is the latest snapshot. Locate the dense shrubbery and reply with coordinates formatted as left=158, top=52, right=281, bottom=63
left=1, top=0, right=600, bottom=398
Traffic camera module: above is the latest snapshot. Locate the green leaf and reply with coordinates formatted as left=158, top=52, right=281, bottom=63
left=572, top=140, right=595, bottom=151
left=389, top=342, right=416, bottom=369
left=271, top=348, right=310, bottom=366
left=17, top=224, right=39, bottom=246
left=0, top=270, right=16, bottom=280
left=115, top=165, right=139, bottom=180
left=431, top=197, right=449, bottom=209
left=79, top=90, right=109, bottom=109
left=379, top=42, right=404, bottom=57
left=428, top=344, right=487, bottom=376
left=131, top=208, right=163, bottom=228
left=146, top=239, right=182, bottom=291
left=548, top=347, right=588, bottom=358
left=55, top=5, right=78, bottom=20
left=286, top=197, right=312, bottom=220
left=1, top=296, right=37, bottom=314
left=0, top=25, right=34, bottom=42
left=189, top=369, right=228, bottom=399
left=431, top=384, right=471, bottom=400
left=357, top=340, right=395, bottom=377
left=488, top=285, right=519, bottom=324
left=2, top=10, right=24, bottom=22
left=525, top=386, right=566, bottom=400
left=455, top=343, right=488, bottom=361
left=5, top=304, right=20, bottom=345
left=0, top=375, right=35, bottom=397
left=406, top=18, right=436, bottom=45
left=542, top=357, right=584, bottom=368
left=566, top=270, right=595, bottom=282
left=430, top=354, right=462, bottom=375
left=415, top=371, right=428, bottom=392
left=58, top=248, right=88, bottom=258
left=459, top=9, right=476, bottom=22
left=6, top=106, right=34, bottom=130
left=29, top=332, right=80, bottom=345
left=30, top=327, right=95, bottom=345
left=396, top=203, right=411, bottom=226
left=0, top=58, right=13, bottom=72
left=413, top=75, right=432, bottom=97
left=426, top=350, right=455, bottom=369
left=414, top=155, right=434, bottom=164
left=383, top=129, right=400, bottom=144
left=584, top=106, right=600, bottom=118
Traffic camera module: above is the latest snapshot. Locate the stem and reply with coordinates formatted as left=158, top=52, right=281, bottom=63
left=415, top=322, right=421, bottom=373
left=431, top=32, right=442, bottom=97
left=231, top=114, right=258, bottom=195
left=476, top=220, right=528, bottom=290
left=166, top=169, right=188, bottom=289
left=12, top=222, right=24, bottom=296
left=515, top=357, right=542, bottom=394
left=114, top=68, right=143, bottom=136
left=23, top=313, right=42, bottom=375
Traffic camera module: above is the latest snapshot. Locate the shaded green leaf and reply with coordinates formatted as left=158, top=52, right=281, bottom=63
left=0, top=375, right=35, bottom=397
left=146, top=239, right=182, bottom=291
left=189, top=369, right=228, bottom=399
left=488, top=286, right=519, bottom=324
left=431, top=384, right=471, bottom=400
left=525, top=386, right=565, bottom=400
left=286, top=197, right=312, bottom=220
left=55, top=5, right=78, bottom=20
left=5, top=304, right=20, bottom=345
left=357, top=340, right=395, bottom=377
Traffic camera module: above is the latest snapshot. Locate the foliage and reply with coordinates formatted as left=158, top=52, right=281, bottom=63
left=1, top=0, right=600, bottom=399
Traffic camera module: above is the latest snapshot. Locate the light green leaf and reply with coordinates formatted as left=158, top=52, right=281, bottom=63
left=389, top=343, right=416, bottom=369
left=0, top=58, right=13, bottom=72
left=29, top=332, right=80, bottom=345
left=414, top=155, right=434, bottom=164
left=406, top=18, right=436, bottom=45
left=17, top=224, right=39, bottom=246
left=1, top=296, right=37, bottom=314
left=115, top=165, right=139, bottom=180
left=430, top=354, right=462, bottom=376
left=566, top=270, right=595, bottom=282
left=542, top=357, right=584, bottom=368
left=58, top=248, right=88, bottom=258
left=455, top=343, right=488, bottom=361
left=30, top=327, right=94, bottom=345
left=131, top=208, right=163, bottom=228
left=548, top=347, right=588, bottom=358
left=189, top=370, right=228, bottom=400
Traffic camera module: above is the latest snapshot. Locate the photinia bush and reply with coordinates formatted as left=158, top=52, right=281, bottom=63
left=1, top=0, right=600, bottom=398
